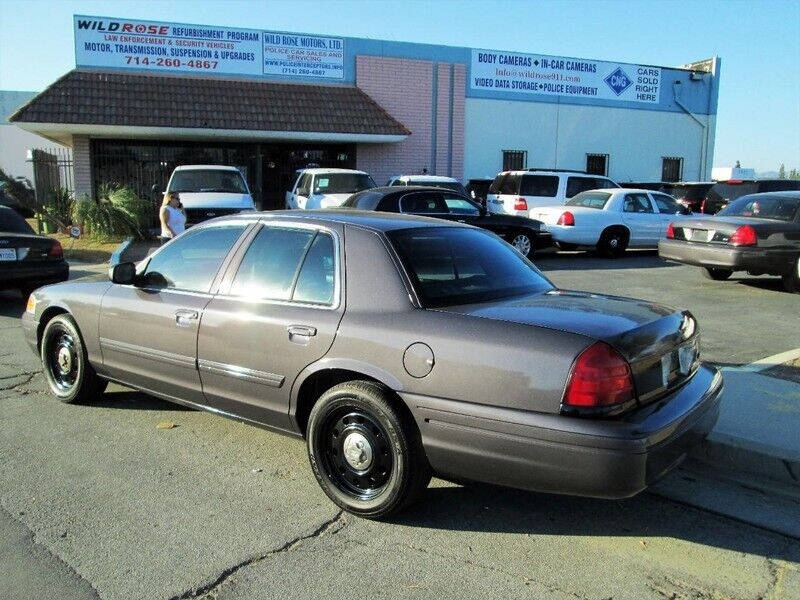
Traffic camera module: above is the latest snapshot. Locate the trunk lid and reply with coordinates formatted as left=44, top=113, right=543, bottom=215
left=670, top=216, right=771, bottom=244
left=0, top=233, right=56, bottom=262
left=440, top=289, right=700, bottom=405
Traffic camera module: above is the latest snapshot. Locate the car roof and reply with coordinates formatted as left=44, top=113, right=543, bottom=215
left=355, top=186, right=469, bottom=197
left=297, top=168, right=369, bottom=175
left=391, top=175, right=460, bottom=182
left=500, top=170, right=591, bottom=176
left=172, top=165, right=241, bottom=172
left=202, top=208, right=470, bottom=233
left=737, top=191, right=800, bottom=199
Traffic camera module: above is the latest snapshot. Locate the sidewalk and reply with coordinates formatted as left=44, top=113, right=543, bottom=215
left=690, top=367, right=800, bottom=487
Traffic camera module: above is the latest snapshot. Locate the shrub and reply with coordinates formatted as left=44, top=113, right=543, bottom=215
left=72, top=184, right=150, bottom=240
left=41, top=187, right=73, bottom=229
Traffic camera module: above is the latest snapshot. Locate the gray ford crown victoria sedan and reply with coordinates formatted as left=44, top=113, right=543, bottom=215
left=23, top=210, right=722, bottom=518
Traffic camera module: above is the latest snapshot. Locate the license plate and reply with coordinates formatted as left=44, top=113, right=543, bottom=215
left=0, top=248, right=17, bottom=261
left=678, top=344, right=696, bottom=375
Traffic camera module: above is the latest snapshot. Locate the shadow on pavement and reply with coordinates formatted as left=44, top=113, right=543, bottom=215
left=0, top=293, right=26, bottom=317
left=535, top=249, right=678, bottom=272
left=731, top=276, right=788, bottom=293
left=392, top=481, right=800, bottom=563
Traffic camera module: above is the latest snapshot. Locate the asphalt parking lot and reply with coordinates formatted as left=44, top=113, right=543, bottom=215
left=1, top=257, right=798, bottom=600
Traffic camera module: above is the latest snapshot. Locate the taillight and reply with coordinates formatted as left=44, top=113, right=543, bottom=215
left=729, top=225, right=757, bottom=246
left=49, top=240, right=63, bottom=258
left=514, top=197, right=528, bottom=211
left=563, top=342, right=634, bottom=408
left=666, top=223, right=675, bottom=239
left=557, top=211, right=575, bottom=226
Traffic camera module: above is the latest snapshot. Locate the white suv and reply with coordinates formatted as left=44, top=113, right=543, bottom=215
left=486, top=170, right=620, bottom=216
left=286, top=168, right=376, bottom=210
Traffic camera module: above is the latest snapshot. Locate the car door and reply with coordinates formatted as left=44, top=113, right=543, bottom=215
left=621, top=193, right=661, bottom=245
left=98, top=223, right=251, bottom=403
left=651, top=193, right=686, bottom=238
left=196, top=220, right=344, bottom=430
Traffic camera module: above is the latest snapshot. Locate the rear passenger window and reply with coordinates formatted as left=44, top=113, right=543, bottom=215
left=623, top=194, right=655, bottom=213
left=520, top=175, right=558, bottom=197
left=400, top=193, right=448, bottom=213
left=566, top=177, right=607, bottom=198
left=229, top=227, right=315, bottom=300
left=293, top=234, right=336, bottom=305
left=497, top=174, right=521, bottom=195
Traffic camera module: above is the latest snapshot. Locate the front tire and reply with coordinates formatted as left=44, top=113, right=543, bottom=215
left=782, top=255, right=800, bottom=293
left=306, top=381, right=431, bottom=519
left=701, top=267, right=733, bottom=281
left=41, top=314, right=107, bottom=403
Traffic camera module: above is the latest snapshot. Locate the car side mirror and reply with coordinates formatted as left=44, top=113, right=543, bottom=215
left=110, top=261, right=137, bottom=285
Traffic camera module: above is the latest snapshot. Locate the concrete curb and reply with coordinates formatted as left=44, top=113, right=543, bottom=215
left=689, top=432, right=800, bottom=493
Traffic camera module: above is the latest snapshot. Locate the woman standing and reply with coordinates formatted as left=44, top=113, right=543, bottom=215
left=159, top=192, right=186, bottom=244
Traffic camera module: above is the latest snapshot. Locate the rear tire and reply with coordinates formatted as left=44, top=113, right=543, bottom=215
left=782, top=255, right=800, bottom=293
left=306, top=380, right=431, bottom=519
left=41, top=314, right=107, bottom=403
left=701, top=267, right=733, bottom=281
left=511, top=231, right=534, bottom=258
left=597, top=228, right=628, bottom=258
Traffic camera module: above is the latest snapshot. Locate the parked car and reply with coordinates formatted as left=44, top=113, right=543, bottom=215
left=386, top=175, right=467, bottom=195
left=466, top=177, right=493, bottom=208
left=701, top=179, right=800, bottom=215
left=659, top=191, right=800, bottom=292
left=531, top=189, right=693, bottom=257
left=24, top=210, right=722, bottom=518
left=0, top=205, right=67, bottom=298
left=342, top=186, right=551, bottom=257
left=487, top=169, right=620, bottom=215
left=286, top=168, right=376, bottom=210
left=619, top=182, right=668, bottom=191
left=164, top=165, right=256, bottom=226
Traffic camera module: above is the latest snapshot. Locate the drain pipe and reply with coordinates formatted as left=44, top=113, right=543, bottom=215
left=672, top=80, right=708, bottom=179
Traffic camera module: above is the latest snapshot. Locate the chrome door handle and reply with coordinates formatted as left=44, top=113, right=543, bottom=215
left=174, top=309, right=199, bottom=327
left=287, top=325, right=317, bottom=338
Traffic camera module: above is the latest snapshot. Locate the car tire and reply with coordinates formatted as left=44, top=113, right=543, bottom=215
left=597, top=228, right=628, bottom=258
left=511, top=231, right=534, bottom=258
left=701, top=267, right=733, bottom=281
left=41, top=314, right=107, bottom=403
left=782, top=255, right=800, bottom=293
left=306, top=380, right=431, bottom=519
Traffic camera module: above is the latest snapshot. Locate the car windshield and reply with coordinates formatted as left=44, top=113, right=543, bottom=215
left=0, top=207, right=35, bottom=234
left=168, top=169, right=248, bottom=193
left=717, top=194, right=800, bottom=222
left=313, top=173, right=376, bottom=195
left=565, top=191, right=612, bottom=209
left=388, top=227, right=554, bottom=308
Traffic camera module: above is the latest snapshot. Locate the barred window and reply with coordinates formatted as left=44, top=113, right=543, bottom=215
left=662, top=157, right=683, bottom=182
left=502, top=150, right=527, bottom=171
left=586, top=153, right=609, bottom=176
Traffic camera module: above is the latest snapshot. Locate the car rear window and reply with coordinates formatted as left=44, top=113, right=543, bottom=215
left=565, top=191, right=612, bottom=209
left=706, top=182, right=759, bottom=204
left=0, top=207, right=35, bottom=234
left=388, top=227, right=553, bottom=308
left=520, top=175, right=558, bottom=197
left=489, top=173, right=521, bottom=195
left=717, top=194, right=800, bottom=222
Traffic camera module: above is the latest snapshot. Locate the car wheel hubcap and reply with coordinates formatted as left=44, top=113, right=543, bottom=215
left=320, top=408, right=393, bottom=500
left=609, top=237, right=619, bottom=248
left=47, top=330, right=78, bottom=392
left=512, top=235, right=531, bottom=256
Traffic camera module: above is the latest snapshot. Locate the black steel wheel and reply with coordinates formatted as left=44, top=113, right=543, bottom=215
left=597, top=228, right=628, bottom=258
left=701, top=267, right=733, bottom=281
left=41, top=314, right=107, bottom=403
left=307, top=380, right=431, bottom=518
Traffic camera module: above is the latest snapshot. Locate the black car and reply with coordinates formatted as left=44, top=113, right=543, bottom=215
left=0, top=206, right=68, bottom=298
left=342, top=186, right=551, bottom=257
left=658, top=191, right=800, bottom=292
left=662, top=182, right=715, bottom=212
left=702, top=179, right=800, bottom=214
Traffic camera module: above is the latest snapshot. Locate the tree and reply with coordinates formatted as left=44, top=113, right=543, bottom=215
left=779, top=163, right=786, bottom=178
left=789, top=168, right=799, bottom=180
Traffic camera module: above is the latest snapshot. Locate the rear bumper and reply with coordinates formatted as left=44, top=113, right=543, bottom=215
left=0, top=261, right=69, bottom=290
left=406, top=364, right=722, bottom=499
left=658, top=239, right=793, bottom=274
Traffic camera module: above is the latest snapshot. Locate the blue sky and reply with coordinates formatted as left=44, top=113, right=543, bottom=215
left=1, top=0, right=797, bottom=172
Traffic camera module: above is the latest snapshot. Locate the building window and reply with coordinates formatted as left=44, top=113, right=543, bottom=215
left=586, top=153, right=608, bottom=176
left=662, top=157, right=683, bottom=182
left=502, top=150, right=527, bottom=171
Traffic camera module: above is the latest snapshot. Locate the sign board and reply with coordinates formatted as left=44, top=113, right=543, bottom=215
left=74, top=15, right=344, bottom=79
left=470, top=49, right=661, bottom=104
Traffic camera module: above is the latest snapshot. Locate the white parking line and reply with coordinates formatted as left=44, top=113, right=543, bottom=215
left=722, top=347, right=800, bottom=372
